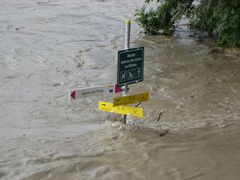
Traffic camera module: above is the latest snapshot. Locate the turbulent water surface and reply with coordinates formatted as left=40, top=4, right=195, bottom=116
left=1, top=0, right=240, bottom=179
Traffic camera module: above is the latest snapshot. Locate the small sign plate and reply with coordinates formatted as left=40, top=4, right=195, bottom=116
left=113, top=92, right=149, bottom=107
left=117, top=47, right=144, bottom=86
left=98, top=101, right=143, bottom=118
left=69, top=84, right=122, bottom=100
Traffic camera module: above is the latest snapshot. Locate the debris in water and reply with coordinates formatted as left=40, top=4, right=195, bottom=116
left=159, top=129, right=169, bottom=137
left=157, top=111, right=164, bottom=121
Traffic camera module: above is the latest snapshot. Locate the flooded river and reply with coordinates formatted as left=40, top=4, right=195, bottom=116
left=1, top=0, right=240, bottom=179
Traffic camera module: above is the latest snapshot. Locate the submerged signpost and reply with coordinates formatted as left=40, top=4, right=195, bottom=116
left=69, top=19, right=149, bottom=124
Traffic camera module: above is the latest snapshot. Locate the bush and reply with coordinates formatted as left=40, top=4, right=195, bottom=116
left=190, top=0, right=240, bottom=47
left=135, top=2, right=175, bottom=35
left=135, top=0, right=240, bottom=47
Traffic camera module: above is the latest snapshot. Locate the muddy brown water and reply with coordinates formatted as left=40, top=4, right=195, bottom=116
left=0, top=0, right=240, bottom=179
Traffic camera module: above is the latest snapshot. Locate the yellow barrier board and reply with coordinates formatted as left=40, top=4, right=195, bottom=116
left=98, top=101, right=143, bottom=118
left=113, top=92, right=149, bottom=107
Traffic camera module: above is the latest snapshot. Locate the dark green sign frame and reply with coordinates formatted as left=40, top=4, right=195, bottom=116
left=117, top=47, right=144, bottom=86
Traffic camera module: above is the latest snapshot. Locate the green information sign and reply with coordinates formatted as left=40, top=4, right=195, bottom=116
left=117, top=47, right=144, bottom=86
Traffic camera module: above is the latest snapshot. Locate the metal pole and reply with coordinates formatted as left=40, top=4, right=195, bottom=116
left=124, top=19, right=131, bottom=50
left=122, top=19, right=131, bottom=124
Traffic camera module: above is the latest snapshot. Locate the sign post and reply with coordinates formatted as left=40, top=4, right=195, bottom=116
left=70, top=19, right=148, bottom=123
left=122, top=19, right=131, bottom=123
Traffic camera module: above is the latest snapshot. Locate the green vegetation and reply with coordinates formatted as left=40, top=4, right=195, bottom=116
left=135, top=0, right=240, bottom=47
